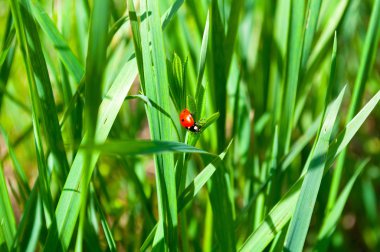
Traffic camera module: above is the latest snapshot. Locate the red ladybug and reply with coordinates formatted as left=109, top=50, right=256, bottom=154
left=179, top=109, right=201, bottom=132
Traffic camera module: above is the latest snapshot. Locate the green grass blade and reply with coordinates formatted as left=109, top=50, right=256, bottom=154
left=178, top=141, right=232, bottom=211
left=140, top=142, right=231, bottom=250
left=0, top=125, right=30, bottom=200
left=31, top=2, right=84, bottom=83
left=284, top=69, right=344, bottom=252
left=327, top=0, right=380, bottom=213
left=128, top=0, right=145, bottom=92
left=195, top=11, right=209, bottom=118
left=239, top=88, right=380, bottom=251
left=83, top=140, right=215, bottom=156
left=9, top=0, right=70, bottom=186
left=76, top=0, right=110, bottom=250
left=44, top=59, right=138, bottom=250
left=0, top=161, right=16, bottom=251
left=224, top=0, right=243, bottom=72
left=326, top=90, right=380, bottom=167
left=92, top=186, right=117, bottom=252
left=279, top=0, right=305, bottom=155
left=0, top=10, right=16, bottom=112
left=11, top=183, right=42, bottom=252
left=315, top=160, right=368, bottom=252
left=300, top=0, right=322, bottom=71
left=306, top=0, right=349, bottom=75
left=150, top=0, right=178, bottom=248
left=210, top=0, right=226, bottom=150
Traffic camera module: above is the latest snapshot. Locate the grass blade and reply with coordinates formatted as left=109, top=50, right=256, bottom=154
left=83, top=140, right=215, bottom=156
left=31, top=2, right=84, bottom=83
left=44, top=59, right=138, bottom=250
left=279, top=0, right=305, bottom=155
left=239, top=87, right=380, bottom=252
left=327, top=0, right=380, bottom=213
left=0, top=161, right=16, bottom=251
left=284, top=55, right=343, bottom=252
left=314, top=160, right=368, bottom=251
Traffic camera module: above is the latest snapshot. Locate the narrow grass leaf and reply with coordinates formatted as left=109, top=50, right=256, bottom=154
left=92, top=186, right=117, bottom=252
left=152, top=0, right=178, bottom=248
left=0, top=11, right=16, bottom=111
left=327, top=0, right=380, bottom=212
left=284, top=78, right=345, bottom=251
left=9, top=0, right=70, bottom=186
left=44, top=59, right=138, bottom=250
left=239, top=89, right=380, bottom=252
left=279, top=0, right=305, bottom=155
left=141, top=142, right=232, bottom=250
left=31, top=2, right=84, bottom=83
left=306, top=0, right=349, bottom=74
left=195, top=11, right=210, bottom=118
left=0, top=125, right=30, bottom=200
left=77, top=0, right=110, bottom=250
left=315, top=160, right=368, bottom=252
left=178, top=141, right=232, bottom=211
left=83, top=140, right=214, bottom=156
left=11, top=185, right=42, bottom=252
left=301, top=0, right=322, bottom=71
left=128, top=0, right=144, bottom=91
left=0, top=162, right=16, bottom=251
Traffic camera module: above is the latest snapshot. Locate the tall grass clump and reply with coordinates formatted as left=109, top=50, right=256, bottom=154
left=0, top=0, right=379, bottom=251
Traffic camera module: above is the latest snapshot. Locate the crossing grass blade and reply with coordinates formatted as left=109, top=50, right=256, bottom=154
left=284, top=38, right=341, bottom=250
left=83, top=140, right=215, bottom=156
left=306, top=0, right=349, bottom=75
left=327, top=0, right=380, bottom=213
left=315, top=160, right=368, bottom=252
left=44, top=57, right=138, bottom=250
left=140, top=142, right=232, bottom=251
left=0, top=126, right=30, bottom=201
left=239, top=87, right=380, bottom=252
left=11, top=183, right=42, bottom=251
left=31, top=2, right=84, bottom=83
left=1, top=1, right=379, bottom=250
left=9, top=0, right=70, bottom=189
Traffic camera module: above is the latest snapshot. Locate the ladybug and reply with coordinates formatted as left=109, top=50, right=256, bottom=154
left=179, top=109, right=201, bottom=132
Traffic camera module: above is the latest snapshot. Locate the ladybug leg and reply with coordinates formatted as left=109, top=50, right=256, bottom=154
left=188, top=123, right=201, bottom=133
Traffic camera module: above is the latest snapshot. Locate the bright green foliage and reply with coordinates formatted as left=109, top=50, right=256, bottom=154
left=0, top=0, right=379, bottom=251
